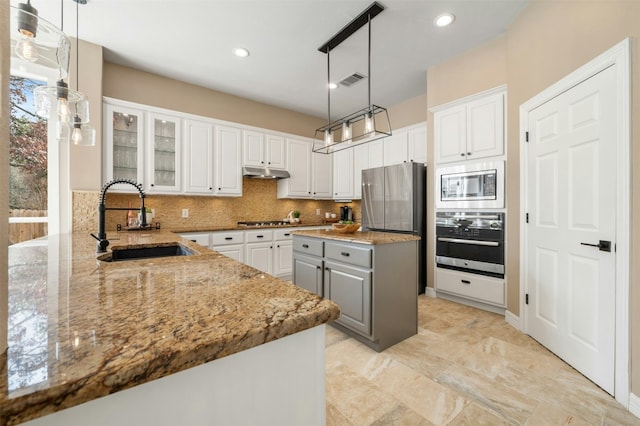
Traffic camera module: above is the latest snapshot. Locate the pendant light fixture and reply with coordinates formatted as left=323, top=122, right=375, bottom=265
left=313, top=2, right=392, bottom=154
left=10, top=1, right=71, bottom=73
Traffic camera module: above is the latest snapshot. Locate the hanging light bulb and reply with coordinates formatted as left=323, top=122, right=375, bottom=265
left=341, top=121, right=352, bottom=142
left=324, top=129, right=334, bottom=146
left=56, top=79, right=71, bottom=121
left=15, top=0, right=39, bottom=62
left=71, top=114, right=96, bottom=146
left=364, top=111, right=375, bottom=135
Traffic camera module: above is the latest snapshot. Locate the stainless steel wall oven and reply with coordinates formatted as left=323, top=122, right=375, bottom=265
left=435, top=212, right=505, bottom=278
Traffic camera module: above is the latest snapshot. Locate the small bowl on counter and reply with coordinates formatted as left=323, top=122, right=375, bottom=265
left=332, top=223, right=361, bottom=234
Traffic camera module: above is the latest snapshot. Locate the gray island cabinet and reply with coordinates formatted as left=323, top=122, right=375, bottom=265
left=292, top=230, right=419, bottom=351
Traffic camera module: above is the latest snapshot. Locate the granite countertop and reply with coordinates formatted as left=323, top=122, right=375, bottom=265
left=1, top=231, right=339, bottom=425
left=292, top=229, right=421, bottom=245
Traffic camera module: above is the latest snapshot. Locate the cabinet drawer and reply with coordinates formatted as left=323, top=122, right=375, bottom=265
left=274, top=228, right=294, bottom=241
left=436, top=268, right=505, bottom=307
left=210, top=231, right=245, bottom=245
left=292, top=237, right=323, bottom=257
left=325, top=242, right=371, bottom=269
left=245, top=230, right=274, bottom=243
left=179, top=233, right=210, bottom=247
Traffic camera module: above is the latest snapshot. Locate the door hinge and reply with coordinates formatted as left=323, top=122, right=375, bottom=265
left=525, top=131, right=529, bottom=142
left=525, top=293, right=529, bottom=305
left=526, top=213, right=529, bottom=223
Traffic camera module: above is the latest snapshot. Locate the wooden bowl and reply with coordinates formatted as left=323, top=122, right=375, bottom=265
left=332, top=223, right=361, bottom=234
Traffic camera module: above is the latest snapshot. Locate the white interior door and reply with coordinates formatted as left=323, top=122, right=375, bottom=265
left=525, top=65, right=616, bottom=395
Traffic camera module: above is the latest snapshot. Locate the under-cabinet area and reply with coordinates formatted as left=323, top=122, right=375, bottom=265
left=292, top=230, right=419, bottom=352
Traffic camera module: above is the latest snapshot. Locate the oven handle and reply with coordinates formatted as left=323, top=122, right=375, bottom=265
left=437, top=237, right=500, bottom=247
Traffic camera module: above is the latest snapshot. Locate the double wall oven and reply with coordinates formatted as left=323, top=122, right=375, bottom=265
left=435, top=212, right=505, bottom=278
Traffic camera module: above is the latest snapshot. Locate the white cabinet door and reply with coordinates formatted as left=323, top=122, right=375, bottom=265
left=245, top=242, right=273, bottom=274
left=368, top=139, right=384, bottom=168
left=277, top=138, right=311, bottom=198
left=147, top=112, right=182, bottom=193
left=265, top=134, right=286, bottom=170
left=214, top=244, right=245, bottom=263
left=104, top=103, right=145, bottom=191
left=333, top=149, right=353, bottom=199
left=274, top=240, right=293, bottom=277
left=434, top=104, right=467, bottom=164
left=466, top=93, right=504, bottom=160
left=383, top=133, right=408, bottom=166
left=407, top=124, right=427, bottom=164
left=243, top=130, right=264, bottom=167
left=184, top=119, right=214, bottom=194
left=312, top=151, right=332, bottom=199
left=214, top=125, right=242, bottom=196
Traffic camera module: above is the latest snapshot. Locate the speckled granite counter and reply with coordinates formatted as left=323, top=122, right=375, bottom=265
left=1, top=231, right=339, bottom=425
left=291, top=229, right=421, bottom=245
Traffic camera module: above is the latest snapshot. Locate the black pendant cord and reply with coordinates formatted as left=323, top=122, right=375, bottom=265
left=76, top=0, right=79, bottom=93
left=367, top=14, right=371, bottom=111
left=327, top=49, right=331, bottom=128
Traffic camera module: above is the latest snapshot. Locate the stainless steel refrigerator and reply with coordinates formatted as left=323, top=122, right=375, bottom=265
left=362, top=162, right=426, bottom=293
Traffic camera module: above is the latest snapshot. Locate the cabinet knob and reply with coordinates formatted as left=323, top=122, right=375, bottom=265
left=316, top=265, right=321, bottom=270
left=268, top=162, right=271, bottom=165
left=218, top=187, right=221, bottom=190
left=467, top=152, right=471, bottom=156
left=209, top=187, right=212, bottom=190
left=460, top=153, right=465, bottom=157
left=261, top=161, right=264, bottom=164
left=151, top=183, right=155, bottom=187
left=270, top=246, right=273, bottom=249
left=302, top=244, right=309, bottom=248
left=277, top=244, right=280, bottom=248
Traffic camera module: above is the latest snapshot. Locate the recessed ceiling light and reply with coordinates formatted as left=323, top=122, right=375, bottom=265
left=233, top=48, right=250, bottom=58
left=328, top=82, right=338, bottom=90
left=434, top=13, right=455, bottom=27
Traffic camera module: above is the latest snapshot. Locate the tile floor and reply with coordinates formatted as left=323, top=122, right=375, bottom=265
left=325, top=295, right=640, bottom=425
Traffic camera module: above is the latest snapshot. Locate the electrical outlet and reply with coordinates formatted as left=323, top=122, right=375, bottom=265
left=316, top=208, right=321, bottom=216
left=182, top=209, right=189, bottom=218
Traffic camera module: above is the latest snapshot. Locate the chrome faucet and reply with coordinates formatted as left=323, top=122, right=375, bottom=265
left=90, top=179, right=148, bottom=253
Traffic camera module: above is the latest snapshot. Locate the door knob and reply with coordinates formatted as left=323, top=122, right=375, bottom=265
left=580, top=240, right=611, bottom=252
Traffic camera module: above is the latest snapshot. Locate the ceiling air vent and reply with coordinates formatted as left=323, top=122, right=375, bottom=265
left=339, top=72, right=366, bottom=87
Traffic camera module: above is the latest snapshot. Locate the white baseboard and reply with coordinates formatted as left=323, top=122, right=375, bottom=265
left=505, top=310, right=521, bottom=331
left=423, top=287, right=437, bottom=298
left=629, top=392, right=640, bottom=419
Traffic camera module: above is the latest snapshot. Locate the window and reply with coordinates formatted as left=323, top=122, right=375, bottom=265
left=9, top=75, right=48, bottom=245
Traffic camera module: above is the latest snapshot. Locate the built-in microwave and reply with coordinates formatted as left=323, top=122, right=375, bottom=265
left=436, top=161, right=504, bottom=209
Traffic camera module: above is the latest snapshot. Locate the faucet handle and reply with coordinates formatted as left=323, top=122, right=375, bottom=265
left=90, top=233, right=109, bottom=253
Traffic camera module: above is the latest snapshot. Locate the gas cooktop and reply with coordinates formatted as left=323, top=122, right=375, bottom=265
left=237, top=221, right=292, bottom=227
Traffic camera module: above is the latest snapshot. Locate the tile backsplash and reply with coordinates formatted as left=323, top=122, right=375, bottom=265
left=73, top=178, right=361, bottom=232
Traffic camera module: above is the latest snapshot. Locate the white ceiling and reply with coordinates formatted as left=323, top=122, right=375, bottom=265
left=11, top=0, right=530, bottom=119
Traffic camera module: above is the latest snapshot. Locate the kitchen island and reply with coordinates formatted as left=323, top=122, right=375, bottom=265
left=1, top=231, right=339, bottom=425
left=291, top=229, right=419, bottom=352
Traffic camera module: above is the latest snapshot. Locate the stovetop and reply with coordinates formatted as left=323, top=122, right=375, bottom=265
left=237, top=220, right=292, bottom=227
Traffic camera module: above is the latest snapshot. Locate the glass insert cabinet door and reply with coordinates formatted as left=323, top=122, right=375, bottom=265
left=146, top=113, right=181, bottom=193
left=104, top=103, right=145, bottom=191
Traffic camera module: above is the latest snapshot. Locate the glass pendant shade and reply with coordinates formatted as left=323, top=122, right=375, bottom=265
left=364, top=112, right=374, bottom=134
left=71, top=116, right=96, bottom=146
left=56, top=121, right=70, bottom=143
left=34, top=81, right=89, bottom=123
left=341, top=121, right=352, bottom=142
left=10, top=4, right=71, bottom=76
left=324, top=129, right=334, bottom=146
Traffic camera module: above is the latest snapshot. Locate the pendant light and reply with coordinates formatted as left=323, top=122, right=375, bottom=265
left=70, top=0, right=95, bottom=146
left=10, top=1, right=71, bottom=73
left=313, top=2, right=392, bottom=154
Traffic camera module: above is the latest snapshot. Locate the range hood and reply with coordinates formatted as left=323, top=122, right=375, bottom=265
left=242, top=166, right=290, bottom=179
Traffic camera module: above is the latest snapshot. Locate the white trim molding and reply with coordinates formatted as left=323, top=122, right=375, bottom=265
left=423, top=286, right=437, bottom=298
left=629, top=393, right=640, bottom=419
left=519, top=38, right=631, bottom=407
left=505, top=310, right=521, bottom=331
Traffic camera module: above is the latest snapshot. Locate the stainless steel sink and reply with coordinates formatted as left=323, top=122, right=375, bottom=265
left=99, top=244, right=194, bottom=262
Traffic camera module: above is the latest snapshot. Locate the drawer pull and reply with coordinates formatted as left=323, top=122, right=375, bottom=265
left=257, top=235, right=264, bottom=239
left=284, top=233, right=290, bottom=236
left=190, top=239, right=197, bottom=243
left=461, top=279, right=471, bottom=284
left=224, top=237, right=233, bottom=241
left=302, top=244, right=309, bottom=248
left=341, top=252, right=350, bottom=257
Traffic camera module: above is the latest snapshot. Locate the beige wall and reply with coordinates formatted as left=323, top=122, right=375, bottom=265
left=427, top=0, right=640, bottom=396
left=1, top=0, right=9, bottom=353
left=387, top=93, right=428, bottom=129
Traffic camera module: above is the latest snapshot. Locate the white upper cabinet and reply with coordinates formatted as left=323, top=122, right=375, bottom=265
left=382, top=122, right=427, bottom=166
left=214, top=125, right=242, bottom=196
left=146, top=112, right=182, bottom=193
left=183, top=119, right=214, bottom=194
left=353, top=139, right=384, bottom=200
left=243, top=131, right=286, bottom=170
left=104, top=103, right=145, bottom=192
left=433, top=88, right=505, bottom=164
left=278, top=138, right=312, bottom=198
left=407, top=124, right=427, bottom=164
left=333, top=149, right=353, bottom=200
left=383, top=133, right=408, bottom=166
